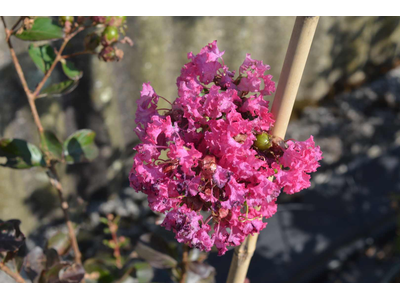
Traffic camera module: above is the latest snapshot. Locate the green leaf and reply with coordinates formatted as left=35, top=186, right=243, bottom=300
left=42, top=130, right=63, bottom=161
left=42, top=262, right=84, bottom=283
left=44, top=248, right=61, bottom=269
left=63, top=129, right=99, bottom=164
left=61, top=60, right=83, bottom=80
left=135, top=233, right=178, bottom=269
left=46, top=231, right=71, bottom=256
left=28, top=44, right=56, bottom=73
left=0, top=138, right=45, bottom=169
left=39, top=80, right=79, bottom=98
left=99, top=217, right=109, bottom=225
left=83, top=258, right=115, bottom=283
left=14, top=17, right=64, bottom=41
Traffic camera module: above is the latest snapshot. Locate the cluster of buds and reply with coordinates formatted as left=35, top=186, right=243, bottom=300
left=129, top=41, right=322, bottom=255
left=56, top=16, right=132, bottom=62
left=90, top=16, right=131, bottom=62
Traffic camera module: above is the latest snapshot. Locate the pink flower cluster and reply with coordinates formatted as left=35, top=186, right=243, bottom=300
left=130, top=41, right=322, bottom=255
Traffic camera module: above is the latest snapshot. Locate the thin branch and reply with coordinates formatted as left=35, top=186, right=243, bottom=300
left=1, top=17, right=32, bottom=97
left=48, top=165, right=82, bottom=265
left=0, top=262, right=25, bottom=283
left=62, top=50, right=95, bottom=59
left=1, top=18, right=85, bottom=266
left=11, top=16, right=24, bottom=32
left=107, top=214, right=122, bottom=269
left=32, top=26, right=84, bottom=99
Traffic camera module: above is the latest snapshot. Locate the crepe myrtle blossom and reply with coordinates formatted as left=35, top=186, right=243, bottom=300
left=129, top=41, right=323, bottom=255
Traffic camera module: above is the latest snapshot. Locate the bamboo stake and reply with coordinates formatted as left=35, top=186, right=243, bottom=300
left=226, top=16, right=320, bottom=283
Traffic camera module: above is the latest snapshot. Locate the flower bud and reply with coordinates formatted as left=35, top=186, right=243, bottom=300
left=254, top=132, right=271, bottom=151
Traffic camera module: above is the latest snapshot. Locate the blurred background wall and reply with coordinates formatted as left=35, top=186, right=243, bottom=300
left=1, top=16, right=400, bottom=282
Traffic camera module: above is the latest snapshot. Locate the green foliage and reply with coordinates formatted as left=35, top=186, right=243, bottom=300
left=42, top=130, right=63, bottom=161
left=41, top=262, right=85, bottom=283
left=61, top=60, right=83, bottom=80
left=0, top=138, right=45, bottom=169
left=14, top=17, right=64, bottom=41
left=63, top=129, right=99, bottom=164
left=46, top=231, right=71, bottom=256
left=83, top=258, right=115, bottom=283
left=28, top=44, right=56, bottom=73
left=39, top=80, right=79, bottom=98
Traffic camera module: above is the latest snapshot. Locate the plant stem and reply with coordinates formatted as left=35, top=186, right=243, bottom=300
left=1, top=17, right=83, bottom=266
left=62, top=50, right=95, bottom=59
left=1, top=17, right=32, bottom=97
left=11, top=16, right=24, bottom=31
left=107, top=214, right=122, bottom=269
left=226, top=16, right=320, bottom=283
left=180, top=244, right=190, bottom=283
left=49, top=165, right=82, bottom=265
left=0, top=262, right=25, bottom=283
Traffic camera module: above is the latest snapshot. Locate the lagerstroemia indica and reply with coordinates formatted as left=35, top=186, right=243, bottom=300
left=129, top=41, right=323, bottom=255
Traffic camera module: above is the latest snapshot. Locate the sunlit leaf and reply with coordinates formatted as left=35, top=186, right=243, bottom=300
left=46, top=231, right=71, bottom=256
left=14, top=17, right=64, bottom=41
left=0, top=138, right=45, bottom=169
left=61, top=60, right=83, bottom=80
left=63, top=129, right=99, bottom=164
